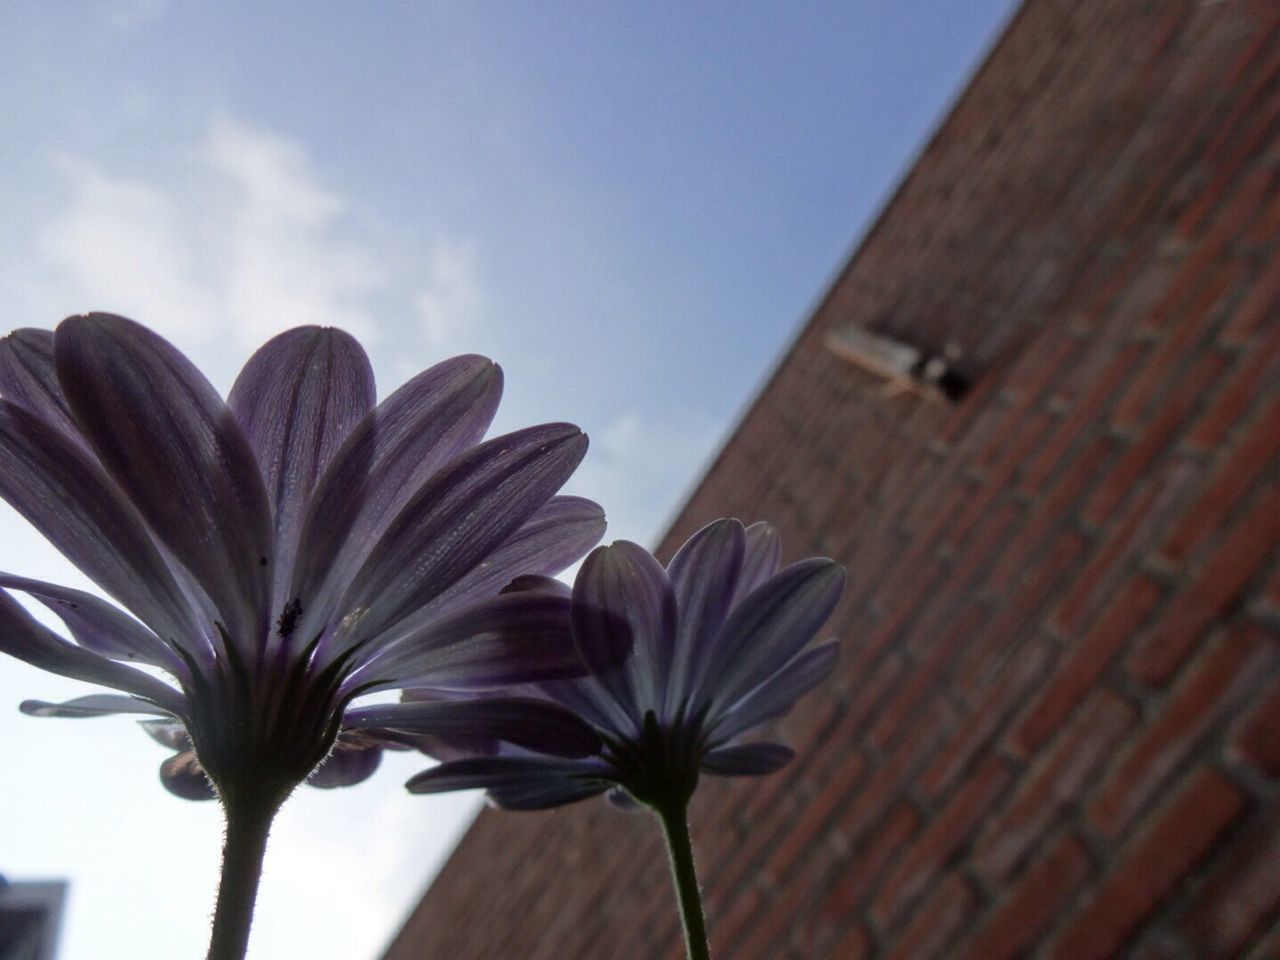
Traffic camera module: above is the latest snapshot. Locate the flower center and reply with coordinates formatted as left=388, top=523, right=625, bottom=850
left=605, top=710, right=705, bottom=809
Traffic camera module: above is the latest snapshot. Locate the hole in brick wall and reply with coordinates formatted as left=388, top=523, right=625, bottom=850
left=825, top=324, right=971, bottom=403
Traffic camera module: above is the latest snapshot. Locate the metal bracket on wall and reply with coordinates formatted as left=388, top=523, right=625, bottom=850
left=824, top=325, right=969, bottom=403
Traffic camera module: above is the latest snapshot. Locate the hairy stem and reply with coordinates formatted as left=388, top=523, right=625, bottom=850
left=657, top=801, right=712, bottom=960
left=206, top=796, right=277, bottom=960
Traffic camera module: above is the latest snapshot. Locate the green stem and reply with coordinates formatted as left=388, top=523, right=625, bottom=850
left=206, top=797, right=277, bottom=960
left=657, top=801, right=712, bottom=960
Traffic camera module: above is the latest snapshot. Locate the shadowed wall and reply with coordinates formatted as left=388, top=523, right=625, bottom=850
left=384, top=0, right=1280, bottom=956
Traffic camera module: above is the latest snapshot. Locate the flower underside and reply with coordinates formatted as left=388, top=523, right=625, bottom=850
left=0, top=314, right=607, bottom=803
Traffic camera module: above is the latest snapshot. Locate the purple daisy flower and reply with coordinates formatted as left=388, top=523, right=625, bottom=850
left=406, top=518, right=844, bottom=809
left=0, top=314, right=604, bottom=958
left=404, top=518, right=843, bottom=960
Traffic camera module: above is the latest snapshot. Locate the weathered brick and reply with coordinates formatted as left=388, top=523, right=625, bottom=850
left=1128, top=485, right=1280, bottom=685
left=883, top=874, right=975, bottom=960
left=1231, top=671, right=1280, bottom=776
left=1012, top=576, right=1161, bottom=757
left=1046, top=767, right=1245, bottom=960
left=872, top=755, right=1012, bottom=928
left=1159, top=390, right=1280, bottom=564
left=803, top=801, right=920, bottom=951
left=1089, top=620, right=1279, bottom=836
left=975, top=688, right=1135, bottom=882
left=1180, top=810, right=1280, bottom=958
left=960, top=833, right=1093, bottom=960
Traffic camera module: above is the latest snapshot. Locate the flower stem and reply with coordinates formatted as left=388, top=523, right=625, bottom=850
left=657, top=801, right=712, bottom=960
left=206, top=796, right=277, bottom=960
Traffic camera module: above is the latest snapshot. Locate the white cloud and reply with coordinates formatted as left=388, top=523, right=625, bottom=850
left=30, top=114, right=393, bottom=365
left=415, top=238, right=483, bottom=352
left=566, top=411, right=722, bottom=549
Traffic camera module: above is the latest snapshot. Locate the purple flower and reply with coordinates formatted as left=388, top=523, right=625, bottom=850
left=405, top=518, right=845, bottom=810
left=0, top=314, right=605, bottom=807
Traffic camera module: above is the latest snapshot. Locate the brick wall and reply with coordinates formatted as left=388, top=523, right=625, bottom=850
left=383, top=0, right=1280, bottom=957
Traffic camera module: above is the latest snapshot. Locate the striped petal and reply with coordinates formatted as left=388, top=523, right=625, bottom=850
left=0, top=590, right=183, bottom=713
left=730, top=522, right=782, bottom=607
left=346, top=590, right=583, bottom=694
left=0, top=328, right=83, bottom=443
left=0, top=573, right=185, bottom=678
left=228, top=326, right=375, bottom=622
left=289, top=355, right=502, bottom=643
left=0, top=400, right=203, bottom=651
left=55, top=314, right=271, bottom=651
left=664, top=518, right=744, bottom=717
left=712, top=641, right=839, bottom=743
left=331, top=423, right=588, bottom=652
left=572, top=541, right=675, bottom=717
left=405, top=756, right=609, bottom=810
left=348, top=697, right=600, bottom=758
left=702, top=558, right=845, bottom=712
left=20, top=694, right=176, bottom=718
left=701, top=742, right=794, bottom=777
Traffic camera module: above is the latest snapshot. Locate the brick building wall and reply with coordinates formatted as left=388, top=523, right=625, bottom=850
left=383, top=0, right=1280, bottom=957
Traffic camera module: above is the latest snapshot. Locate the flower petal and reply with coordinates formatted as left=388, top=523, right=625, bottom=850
left=702, top=558, right=845, bottom=713
left=700, top=742, right=794, bottom=777
left=486, top=777, right=611, bottom=811
left=160, top=750, right=217, bottom=801
left=0, top=400, right=204, bottom=650
left=19, top=694, right=175, bottom=718
left=55, top=314, right=272, bottom=650
left=0, top=573, right=185, bottom=678
left=0, top=328, right=83, bottom=443
left=405, top=495, right=606, bottom=625
left=228, top=326, right=375, bottom=620
left=0, top=589, right=184, bottom=713
left=306, top=743, right=383, bottom=789
left=572, top=541, right=675, bottom=717
left=346, top=590, right=583, bottom=693
left=404, top=755, right=608, bottom=809
left=332, top=423, right=588, bottom=651
left=289, top=355, right=503, bottom=642
left=347, top=697, right=601, bottom=758
left=139, top=719, right=192, bottom=751
left=663, top=518, right=744, bottom=717
left=711, top=641, right=839, bottom=743
left=730, top=522, right=782, bottom=607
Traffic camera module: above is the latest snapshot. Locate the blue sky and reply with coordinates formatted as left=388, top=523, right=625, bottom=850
left=0, top=2, right=1014, bottom=957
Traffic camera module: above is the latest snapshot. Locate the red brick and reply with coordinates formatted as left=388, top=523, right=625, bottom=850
left=1222, top=231, right=1280, bottom=346
left=1089, top=620, right=1279, bottom=836
left=1020, top=341, right=1147, bottom=491
left=960, top=834, right=1093, bottom=960
left=1053, top=457, right=1201, bottom=634
left=765, top=749, right=867, bottom=883
left=1184, top=321, right=1280, bottom=450
left=1160, top=392, right=1280, bottom=564
left=1181, top=811, right=1280, bottom=958
left=1110, top=264, right=1242, bottom=430
left=804, top=801, right=920, bottom=951
left=1128, top=485, right=1280, bottom=686
left=831, top=923, right=870, bottom=960
left=883, top=874, right=975, bottom=960
left=1012, top=576, right=1161, bottom=757
left=1231, top=672, right=1280, bottom=776
left=922, top=635, right=1055, bottom=796
left=835, top=701, right=954, bottom=847
left=958, top=530, right=1086, bottom=695
left=872, top=755, right=1012, bottom=928
left=1046, top=767, right=1245, bottom=960
left=868, top=602, right=979, bottom=748
left=1083, top=349, right=1229, bottom=525
left=974, top=688, right=1135, bottom=883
